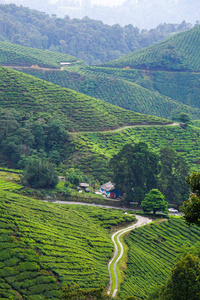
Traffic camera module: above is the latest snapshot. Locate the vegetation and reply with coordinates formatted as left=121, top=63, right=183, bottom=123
left=141, top=189, right=168, bottom=215
left=0, top=41, right=79, bottom=68
left=181, top=172, right=200, bottom=227
left=110, top=142, right=159, bottom=204
left=20, top=67, right=200, bottom=121
left=158, top=147, right=189, bottom=207
left=22, top=157, right=58, bottom=189
left=71, top=125, right=200, bottom=184
left=0, top=67, right=168, bottom=134
left=0, top=191, right=135, bottom=299
left=105, top=25, right=200, bottom=72
left=152, top=253, right=200, bottom=300
left=0, top=4, right=192, bottom=65
left=62, top=284, right=110, bottom=300
left=118, top=218, right=200, bottom=299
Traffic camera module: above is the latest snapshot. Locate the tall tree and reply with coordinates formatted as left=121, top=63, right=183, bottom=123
left=181, top=171, right=200, bottom=227
left=110, top=142, right=159, bottom=204
left=159, top=147, right=189, bottom=207
left=141, top=189, right=168, bottom=215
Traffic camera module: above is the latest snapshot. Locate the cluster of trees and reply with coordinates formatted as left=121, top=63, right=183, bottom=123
left=0, top=108, right=71, bottom=188
left=0, top=4, right=193, bottom=65
left=110, top=142, right=189, bottom=211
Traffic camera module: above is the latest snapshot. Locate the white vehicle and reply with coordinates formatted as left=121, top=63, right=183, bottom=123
left=168, top=208, right=178, bottom=213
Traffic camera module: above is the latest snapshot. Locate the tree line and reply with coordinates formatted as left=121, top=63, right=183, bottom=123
left=0, top=4, right=193, bottom=65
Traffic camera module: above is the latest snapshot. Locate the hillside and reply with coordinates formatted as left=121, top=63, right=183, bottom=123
left=104, top=25, right=200, bottom=72
left=0, top=4, right=193, bottom=65
left=0, top=66, right=170, bottom=132
left=20, top=67, right=200, bottom=121
left=119, top=218, right=200, bottom=299
left=0, top=41, right=80, bottom=68
left=0, top=190, right=135, bottom=299
left=69, top=124, right=200, bottom=182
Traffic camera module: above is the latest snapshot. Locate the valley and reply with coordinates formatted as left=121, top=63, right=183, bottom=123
left=0, top=8, right=200, bottom=299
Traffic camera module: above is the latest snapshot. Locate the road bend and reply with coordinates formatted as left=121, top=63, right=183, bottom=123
left=107, top=215, right=152, bottom=298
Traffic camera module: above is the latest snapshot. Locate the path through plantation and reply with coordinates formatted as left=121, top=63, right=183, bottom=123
left=107, top=215, right=152, bottom=298
left=52, top=201, right=151, bottom=298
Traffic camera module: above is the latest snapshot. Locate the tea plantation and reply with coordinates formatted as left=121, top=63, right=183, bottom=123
left=0, top=191, right=135, bottom=299
left=20, top=67, right=200, bottom=120
left=105, top=25, right=200, bottom=71
left=0, top=41, right=79, bottom=68
left=119, top=218, right=200, bottom=299
left=70, top=124, right=200, bottom=182
left=0, top=66, right=169, bottom=132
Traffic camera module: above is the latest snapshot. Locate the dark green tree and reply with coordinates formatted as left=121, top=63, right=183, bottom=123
left=181, top=172, right=200, bottom=226
left=158, top=253, right=200, bottom=300
left=110, top=142, right=159, bottom=204
left=22, top=157, right=58, bottom=188
left=159, top=147, right=189, bottom=207
left=45, top=120, right=69, bottom=152
left=178, top=112, right=191, bottom=125
left=141, top=189, right=168, bottom=215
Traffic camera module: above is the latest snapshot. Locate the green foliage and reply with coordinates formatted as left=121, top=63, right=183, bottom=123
left=118, top=219, right=200, bottom=299
left=0, top=4, right=191, bottom=65
left=71, top=125, right=200, bottom=184
left=156, top=253, right=200, bottom=300
left=62, top=284, right=110, bottom=300
left=105, top=25, right=200, bottom=72
left=22, top=157, right=58, bottom=189
left=186, top=171, right=200, bottom=196
left=141, top=189, right=168, bottom=215
left=0, top=191, right=134, bottom=298
left=110, top=142, right=159, bottom=204
left=181, top=171, right=200, bottom=227
left=0, top=67, right=167, bottom=134
left=178, top=112, right=191, bottom=125
left=21, top=67, right=200, bottom=121
left=158, top=147, right=189, bottom=206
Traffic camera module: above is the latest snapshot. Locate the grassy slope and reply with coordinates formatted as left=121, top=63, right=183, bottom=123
left=20, top=67, right=200, bottom=120
left=69, top=124, right=200, bottom=182
left=0, top=191, right=135, bottom=299
left=0, top=66, right=169, bottom=132
left=0, top=41, right=80, bottom=68
left=119, top=218, right=200, bottom=299
left=104, top=25, right=200, bottom=71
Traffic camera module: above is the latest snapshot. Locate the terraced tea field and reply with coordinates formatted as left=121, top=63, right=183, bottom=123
left=0, top=191, right=135, bottom=299
left=119, top=218, right=200, bottom=299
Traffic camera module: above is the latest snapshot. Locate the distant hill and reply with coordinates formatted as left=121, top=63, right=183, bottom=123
left=105, top=25, right=200, bottom=72
left=0, top=3, right=193, bottom=65
left=0, top=41, right=80, bottom=68
left=0, top=66, right=168, bottom=132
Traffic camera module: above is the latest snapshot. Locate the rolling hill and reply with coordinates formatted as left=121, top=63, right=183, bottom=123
left=0, top=66, right=170, bottom=132
left=19, top=67, right=200, bottom=121
left=104, top=25, right=200, bottom=71
left=0, top=190, right=135, bottom=299
left=0, top=41, right=82, bottom=69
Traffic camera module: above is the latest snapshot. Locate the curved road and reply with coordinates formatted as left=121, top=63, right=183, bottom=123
left=107, top=215, right=152, bottom=298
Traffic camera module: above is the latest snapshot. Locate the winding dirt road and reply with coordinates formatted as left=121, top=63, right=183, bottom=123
left=107, top=215, right=152, bottom=298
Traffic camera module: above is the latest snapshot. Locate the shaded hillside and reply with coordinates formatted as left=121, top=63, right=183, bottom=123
left=0, top=190, right=135, bottom=299
left=80, top=66, right=200, bottom=113
left=104, top=25, right=200, bottom=71
left=0, top=67, right=168, bottom=132
left=20, top=67, right=200, bottom=121
left=0, top=41, right=80, bottom=68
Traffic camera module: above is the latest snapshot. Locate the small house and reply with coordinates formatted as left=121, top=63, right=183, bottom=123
left=100, top=181, right=119, bottom=199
